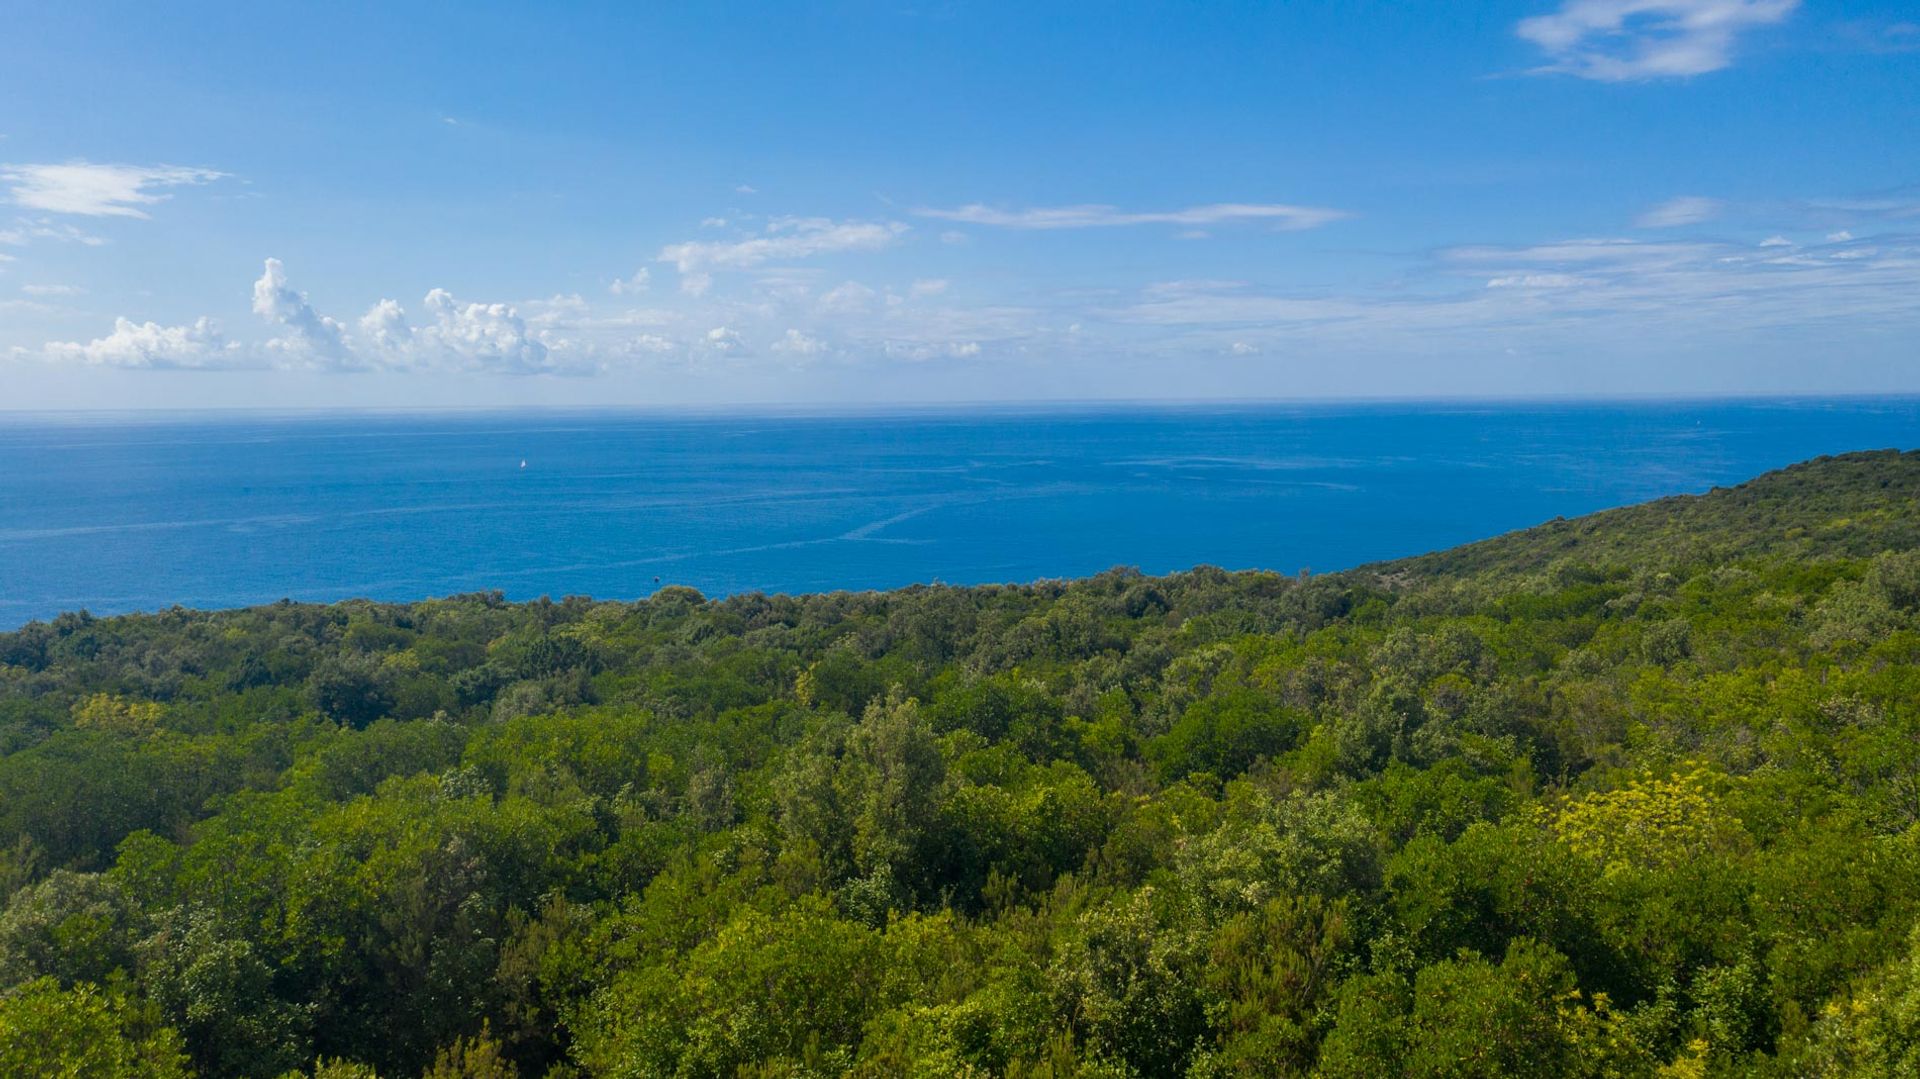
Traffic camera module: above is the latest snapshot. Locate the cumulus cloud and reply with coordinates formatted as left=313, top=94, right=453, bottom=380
left=359, top=298, right=412, bottom=352
left=819, top=280, right=878, bottom=313
left=1, top=162, right=227, bottom=217
left=253, top=258, right=352, bottom=366
left=43, top=317, right=236, bottom=369
left=771, top=328, right=827, bottom=355
left=33, top=259, right=609, bottom=375
left=609, top=268, right=650, bottom=295
left=357, top=289, right=586, bottom=373
left=417, top=289, right=553, bottom=373
left=704, top=326, right=746, bottom=354
left=915, top=201, right=1348, bottom=231
left=659, top=217, right=906, bottom=273
left=1635, top=195, right=1722, bottom=228
left=1517, top=0, right=1799, bottom=81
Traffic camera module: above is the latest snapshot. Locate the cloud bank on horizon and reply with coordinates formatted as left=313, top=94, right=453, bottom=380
left=2, top=0, right=1916, bottom=405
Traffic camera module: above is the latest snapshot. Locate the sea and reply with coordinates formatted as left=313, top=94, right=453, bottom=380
left=1, top=398, right=1916, bottom=629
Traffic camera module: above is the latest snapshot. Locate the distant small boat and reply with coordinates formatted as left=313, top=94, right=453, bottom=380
left=519, top=459, right=528, bottom=469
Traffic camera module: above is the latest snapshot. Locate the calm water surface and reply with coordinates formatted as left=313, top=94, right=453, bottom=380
left=1, top=400, right=1915, bottom=628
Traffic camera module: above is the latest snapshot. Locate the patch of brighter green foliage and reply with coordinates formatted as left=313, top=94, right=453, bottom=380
left=1547, top=765, right=1745, bottom=878
left=0, top=449, right=1917, bottom=1077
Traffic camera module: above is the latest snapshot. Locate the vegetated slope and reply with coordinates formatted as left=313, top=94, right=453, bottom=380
left=1374, top=448, right=1920, bottom=587
left=0, top=451, right=1918, bottom=1078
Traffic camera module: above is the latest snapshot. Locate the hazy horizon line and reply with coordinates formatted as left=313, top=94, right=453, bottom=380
left=5, top=389, right=1919, bottom=424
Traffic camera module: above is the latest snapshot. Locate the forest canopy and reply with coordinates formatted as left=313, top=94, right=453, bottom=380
left=2, top=449, right=1919, bottom=1077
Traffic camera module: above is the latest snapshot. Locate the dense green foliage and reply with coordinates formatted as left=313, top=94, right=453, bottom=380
left=1, top=449, right=1918, bottom=1077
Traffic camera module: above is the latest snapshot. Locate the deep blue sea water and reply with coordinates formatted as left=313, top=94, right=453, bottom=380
left=0, top=399, right=1915, bottom=629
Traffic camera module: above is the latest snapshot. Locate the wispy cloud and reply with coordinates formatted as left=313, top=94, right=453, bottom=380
left=1517, top=0, right=1798, bottom=81
left=0, top=162, right=227, bottom=217
left=1794, top=192, right=1920, bottom=222
left=659, top=217, right=906, bottom=273
left=0, top=218, right=105, bottom=249
left=1096, top=231, right=1920, bottom=358
left=1635, top=195, right=1722, bottom=227
left=1486, top=273, right=1593, bottom=288
left=915, top=201, right=1348, bottom=231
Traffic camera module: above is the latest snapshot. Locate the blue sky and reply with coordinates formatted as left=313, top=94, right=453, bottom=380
left=1, top=1, right=1916, bottom=408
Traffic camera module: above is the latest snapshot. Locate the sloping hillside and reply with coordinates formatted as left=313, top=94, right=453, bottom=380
left=1375, top=448, right=1920, bottom=586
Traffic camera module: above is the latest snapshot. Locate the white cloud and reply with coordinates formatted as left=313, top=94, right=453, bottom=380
left=704, top=326, right=746, bottom=354
left=1759, top=235, right=1793, bottom=247
left=1797, top=195, right=1920, bottom=221
left=915, top=201, right=1348, bottom=231
left=1486, top=273, right=1592, bottom=288
left=679, top=272, right=713, bottom=297
left=1517, top=0, right=1799, bottom=81
left=0, top=218, right=106, bottom=249
left=417, top=288, right=553, bottom=373
left=733, top=184, right=757, bottom=195
left=939, top=230, right=970, bottom=245
left=621, top=334, right=679, bottom=356
left=21, top=283, right=83, bottom=296
left=38, top=259, right=614, bottom=375
left=882, top=339, right=982, bottom=361
left=771, top=328, right=827, bottom=355
left=1827, top=229, right=1854, bottom=242
left=25, top=188, right=1917, bottom=391
left=659, top=217, right=906, bottom=273
left=525, top=293, right=589, bottom=326
left=43, top=316, right=237, bottom=369
left=819, top=280, right=879, bottom=313
left=1635, top=195, right=1722, bottom=228
left=358, top=288, right=574, bottom=373
left=609, top=268, right=650, bottom=295
left=252, top=258, right=352, bottom=366
left=1, top=162, right=227, bottom=217
left=701, top=217, right=729, bottom=229
left=359, top=298, right=412, bottom=352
